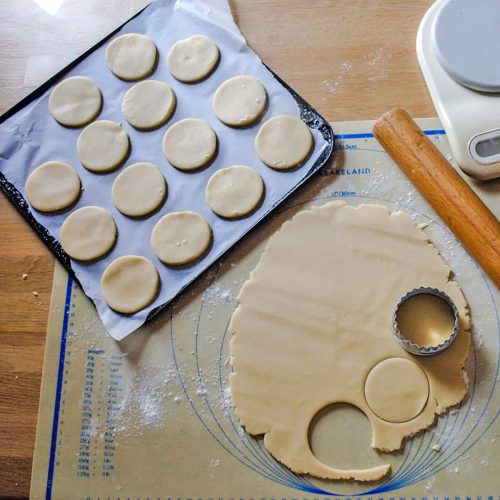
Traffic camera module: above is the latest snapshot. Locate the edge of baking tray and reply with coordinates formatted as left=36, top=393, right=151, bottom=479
left=0, top=2, right=334, bottom=328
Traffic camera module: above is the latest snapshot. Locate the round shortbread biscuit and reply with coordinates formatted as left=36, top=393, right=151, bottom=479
left=255, top=115, right=313, bottom=170
left=121, top=80, right=176, bottom=129
left=112, top=162, right=167, bottom=217
left=212, top=75, right=267, bottom=126
left=60, top=206, right=117, bottom=261
left=49, top=76, right=102, bottom=127
left=206, top=165, right=264, bottom=218
left=167, top=34, right=219, bottom=83
left=101, top=255, right=159, bottom=314
left=151, top=211, right=211, bottom=265
left=77, top=120, right=129, bottom=172
left=162, top=118, right=217, bottom=171
left=105, top=33, right=157, bottom=81
left=25, top=161, right=81, bottom=212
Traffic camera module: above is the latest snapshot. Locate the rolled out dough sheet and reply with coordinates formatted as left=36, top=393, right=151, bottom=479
left=31, top=119, right=499, bottom=499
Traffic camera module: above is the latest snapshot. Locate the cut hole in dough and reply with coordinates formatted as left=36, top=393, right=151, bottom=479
left=105, top=33, right=157, bottom=81
left=49, top=76, right=102, bottom=127
left=101, top=255, right=159, bottom=314
left=365, top=358, right=429, bottom=423
left=396, top=293, right=456, bottom=348
left=60, top=206, right=116, bottom=261
left=112, top=162, right=167, bottom=217
left=25, top=161, right=81, bottom=212
left=255, top=115, right=313, bottom=170
left=212, top=75, right=267, bottom=127
left=309, top=403, right=390, bottom=474
left=121, top=80, right=176, bottom=129
left=151, top=211, right=211, bottom=266
left=77, top=120, right=129, bottom=172
left=162, top=118, right=217, bottom=171
left=206, top=165, right=264, bottom=218
left=167, top=34, right=219, bottom=83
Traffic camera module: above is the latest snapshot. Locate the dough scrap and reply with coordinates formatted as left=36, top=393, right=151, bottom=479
left=25, top=161, right=81, bottom=212
left=212, top=75, right=267, bottom=126
left=105, top=33, right=157, bottom=81
left=396, top=293, right=455, bottom=348
left=167, top=34, right=219, bottom=83
left=121, top=80, right=176, bottom=129
left=77, top=120, right=129, bottom=172
left=229, top=201, right=470, bottom=482
left=101, top=255, right=159, bottom=314
left=112, top=162, right=166, bottom=217
left=255, top=115, right=313, bottom=170
left=364, top=358, right=429, bottom=423
left=49, top=76, right=102, bottom=127
left=162, top=118, right=217, bottom=171
left=206, top=165, right=264, bottom=218
left=151, top=211, right=211, bottom=265
left=60, top=206, right=116, bottom=261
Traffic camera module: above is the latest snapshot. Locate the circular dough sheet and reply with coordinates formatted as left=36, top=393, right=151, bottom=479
left=122, top=80, right=176, bottom=129
left=60, top=206, right=116, bottom=261
left=77, top=120, right=129, bottom=172
left=206, top=165, right=264, bottom=218
left=255, top=115, right=313, bottom=170
left=229, top=201, right=470, bottom=482
left=25, top=161, right=81, bottom=212
left=151, top=211, right=211, bottom=265
left=105, top=33, right=157, bottom=81
left=49, top=76, right=102, bottom=127
left=167, top=34, right=219, bottom=82
left=212, top=75, right=267, bottom=126
left=162, top=118, right=217, bottom=171
left=364, top=358, right=429, bottom=423
left=112, top=162, right=167, bottom=217
left=101, top=255, right=159, bottom=314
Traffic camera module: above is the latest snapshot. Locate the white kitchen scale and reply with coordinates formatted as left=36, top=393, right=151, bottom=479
left=417, top=0, right=500, bottom=181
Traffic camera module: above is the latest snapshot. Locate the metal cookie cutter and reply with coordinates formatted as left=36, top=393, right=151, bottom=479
left=393, top=287, right=460, bottom=356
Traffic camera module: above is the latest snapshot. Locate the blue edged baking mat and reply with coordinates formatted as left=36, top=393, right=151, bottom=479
left=30, top=119, right=499, bottom=499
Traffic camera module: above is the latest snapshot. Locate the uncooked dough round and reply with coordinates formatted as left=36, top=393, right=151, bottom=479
left=49, top=76, right=102, bottom=127
left=151, top=211, right=211, bottom=265
left=212, top=75, right=267, bottom=126
left=255, top=115, right=313, bottom=170
left=60, top=206, right=116, bottom=261
left=101, top=255, right=159, bottom=314
left=167, top=34, right=219, bottom=83
left=206, top=165, right=264, bottom=218
left=105, top=33, right=157, bottom=81
left=25, top=161, right=81, bottom=212
left=121, top=80, right=176, bottom=129
left=230, top=201, right=470, bottom=482
left=162, top=118, right=217, bottom=170
left=112, top=162, right=166, bottom=217
left=77, top=120, right=129, bottom=172
left=364, top=358, right=429, bottom=423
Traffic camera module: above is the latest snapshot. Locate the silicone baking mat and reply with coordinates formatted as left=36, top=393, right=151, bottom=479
left=30, top=119, right=499, bottom=499
left=0, top=0, right=333, bottom=340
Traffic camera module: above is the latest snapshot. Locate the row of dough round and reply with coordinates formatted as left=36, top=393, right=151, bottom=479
left=25, top=161, right=264, bottom=218
left=49, top=73, right=270, bottom=130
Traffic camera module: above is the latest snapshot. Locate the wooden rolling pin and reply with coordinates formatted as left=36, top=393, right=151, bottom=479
left=373, top=108, right=500, bottom=288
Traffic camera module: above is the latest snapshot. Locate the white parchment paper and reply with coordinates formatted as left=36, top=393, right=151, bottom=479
left=0, top=0, right=329, bottom=340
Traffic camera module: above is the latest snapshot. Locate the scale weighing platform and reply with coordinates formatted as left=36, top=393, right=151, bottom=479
left=30, top=119, right=499, bottom=499
left=418, top=0, right=500, bottom=181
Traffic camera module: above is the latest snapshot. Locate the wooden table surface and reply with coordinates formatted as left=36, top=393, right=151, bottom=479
left=0, top=0, right=435, bottom=497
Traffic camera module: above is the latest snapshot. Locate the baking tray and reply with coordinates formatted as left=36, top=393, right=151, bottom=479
left=0, top=0, right=334, bottom=336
